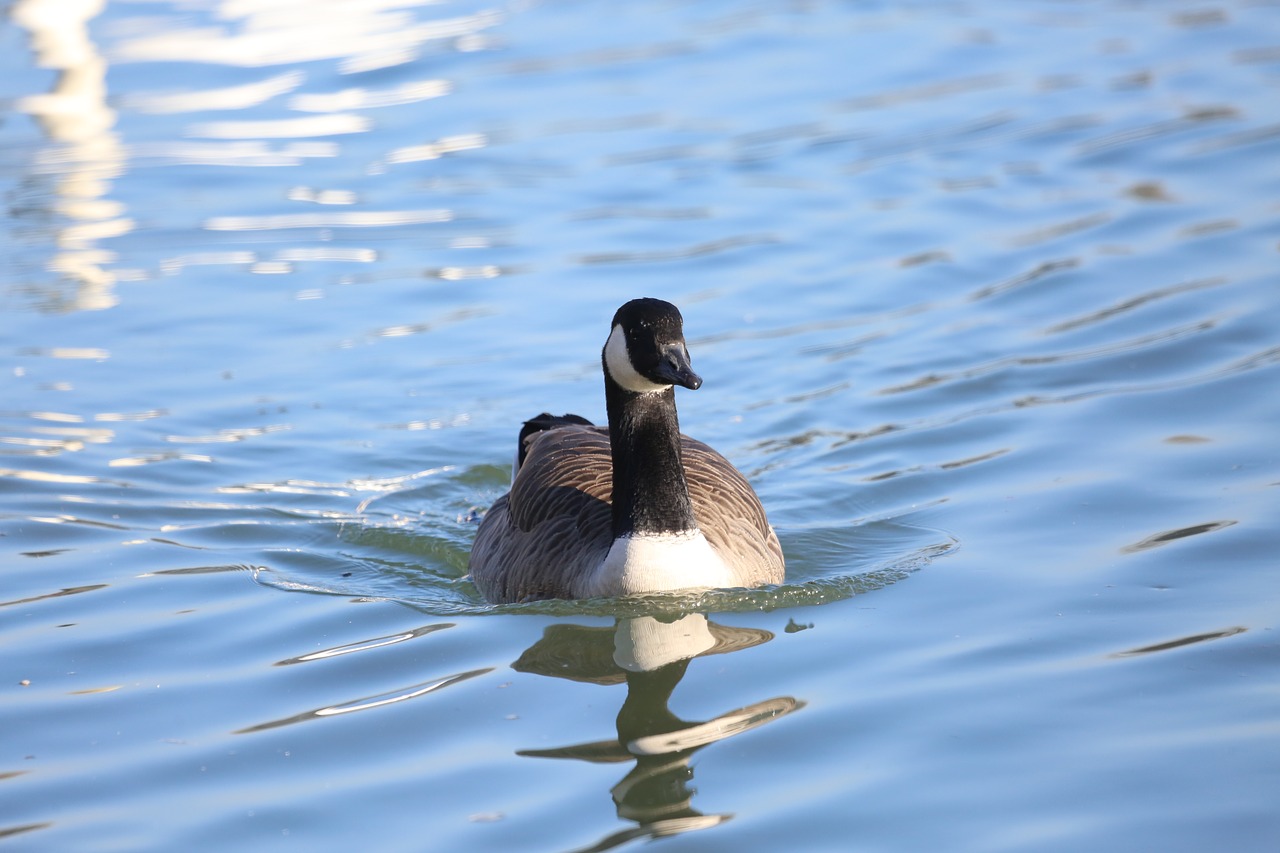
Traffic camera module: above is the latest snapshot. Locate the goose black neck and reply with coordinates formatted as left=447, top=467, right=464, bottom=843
left=604, top=375, right=698, bottom=539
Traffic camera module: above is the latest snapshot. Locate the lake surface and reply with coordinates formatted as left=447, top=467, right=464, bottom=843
left=3, top=0, right=1278, bottom=850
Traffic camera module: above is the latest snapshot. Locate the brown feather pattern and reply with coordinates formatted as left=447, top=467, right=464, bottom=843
left=469, top=424, right=783, bottom=603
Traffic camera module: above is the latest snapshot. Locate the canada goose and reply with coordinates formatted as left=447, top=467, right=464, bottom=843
left=469, top=298, right=784, bottom=603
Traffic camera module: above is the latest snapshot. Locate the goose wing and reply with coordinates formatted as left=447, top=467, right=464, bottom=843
left=469, top=425, right=614, bottom=602
left=682, top=437, right=786, bottom=587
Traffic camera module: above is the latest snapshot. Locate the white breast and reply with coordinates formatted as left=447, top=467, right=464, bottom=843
left=581, top=530, right=734, bottom=598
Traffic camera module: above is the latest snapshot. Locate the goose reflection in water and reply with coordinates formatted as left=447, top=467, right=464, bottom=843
left=512, top=613, right=803, bottom=850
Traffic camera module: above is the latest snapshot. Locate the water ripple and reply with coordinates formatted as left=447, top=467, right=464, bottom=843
left=235, top=667, right=491, bottom=734
left=275, top=623, right=454, bottom=665
left=1113, top=626, right=1247, bottom=658
left=1042, top=277, right=1228, bottom=334
left=1121, top=520, right=1239, bottom=554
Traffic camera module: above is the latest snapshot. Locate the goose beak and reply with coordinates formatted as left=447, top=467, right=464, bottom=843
left=655, top=344, right=702, bottom=390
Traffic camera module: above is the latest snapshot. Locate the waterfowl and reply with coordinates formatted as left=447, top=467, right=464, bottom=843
left=469, top=298, right=784, bottom=603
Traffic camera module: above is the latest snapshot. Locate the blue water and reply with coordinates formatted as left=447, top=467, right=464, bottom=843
left=3, top=1, right=1279, bottom=850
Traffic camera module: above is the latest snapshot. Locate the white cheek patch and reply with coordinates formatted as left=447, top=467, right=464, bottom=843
left=604, top=324, right=669, bottom=393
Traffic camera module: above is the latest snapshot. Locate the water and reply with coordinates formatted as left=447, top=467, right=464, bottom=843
left=3, top=0, right=1278, bottom=849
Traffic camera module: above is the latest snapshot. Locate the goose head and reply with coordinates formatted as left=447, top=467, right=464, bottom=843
left=603, top=298, right=703, bottom=393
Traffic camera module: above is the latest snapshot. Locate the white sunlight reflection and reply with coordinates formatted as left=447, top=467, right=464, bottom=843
left=286, top=187, right=358, bottom=205
left=31, top=426, right=114, bottom=442
left=273, top=248, right=378, bottom=262
left=187, top=114, right=371, bottom=139
left=109, top=453, right=215, bottom=467
left=14, top=0, right=131, bottom=310
left=130, top=141, right=338, bottom=168
left=0, top=468, right=102, bottom=484
left=110, top=1, right=501, bottom=70
left=204, top=210, right=454, bottom=230
left=385, top=132, right=488, bottom=163
left=289, top=79, right=451, bottom=112
left=124, top=71, right=304, bottom=114
left=0, top=436, right=85, bottom=454
left=23, top=347, right=111, bottom=360
left=159, top=252, right=257, bottom=275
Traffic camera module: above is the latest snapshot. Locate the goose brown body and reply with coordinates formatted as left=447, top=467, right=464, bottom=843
left=470, top=424, right=784, bottom=602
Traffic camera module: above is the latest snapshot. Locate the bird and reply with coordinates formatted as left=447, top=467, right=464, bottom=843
left=468, top=298, right=784, bottom=603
